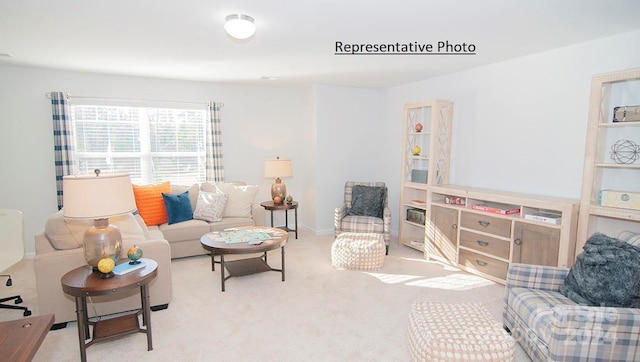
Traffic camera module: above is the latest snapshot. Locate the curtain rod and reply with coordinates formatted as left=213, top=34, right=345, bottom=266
left=44, top=93, right=223, bottom=107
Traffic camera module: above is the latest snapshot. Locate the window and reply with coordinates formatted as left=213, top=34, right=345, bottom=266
left=71, top=104, right=207, bottom=185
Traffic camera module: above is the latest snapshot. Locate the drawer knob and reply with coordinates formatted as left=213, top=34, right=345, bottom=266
left=452, top=224, right=458, bottom=230
left=476, top=260, right=488, bottom=267
left=478, top=220, right=490, bottom=228
left=514, top=238, right=522, bottom=246
left=476, top=240, right=489, bottom=247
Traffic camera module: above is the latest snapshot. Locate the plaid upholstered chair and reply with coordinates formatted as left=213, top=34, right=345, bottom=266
left=334, top=181, right=391, bottom=247
left=503, top=232, right=640, bottom=362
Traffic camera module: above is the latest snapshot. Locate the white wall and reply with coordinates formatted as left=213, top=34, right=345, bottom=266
left=2, top=29, right=639, bottom=256
left=313, top=85, right=392, bottom=234
left=387, top=30, right=640, bottom=204
left=0, top=66, right=316, bottom=255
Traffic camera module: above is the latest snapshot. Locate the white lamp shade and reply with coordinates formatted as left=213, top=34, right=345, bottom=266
left=264, top=159, right=292, bottom=178
left=224, top=14, right=256, bottom=40
left=63, top=173, right=136, bottom=219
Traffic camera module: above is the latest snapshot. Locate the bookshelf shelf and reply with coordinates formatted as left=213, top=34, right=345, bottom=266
left=399, top=100, right=453, bottom=251
left=577, top=68, right=640, bottom=250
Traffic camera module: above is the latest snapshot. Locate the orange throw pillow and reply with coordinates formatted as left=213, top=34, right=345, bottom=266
left=132, top=181, right=171, bottom=226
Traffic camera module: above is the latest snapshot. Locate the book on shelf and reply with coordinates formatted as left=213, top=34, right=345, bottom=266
left=524, top=211, right=562, bottom=225
left=471, top=202, right=521, bottom=215
left=113, top=259, right=147, bottom=276
left=444, top=196, right=466, bottom=206
left=410, top=199, right=426, bottom=207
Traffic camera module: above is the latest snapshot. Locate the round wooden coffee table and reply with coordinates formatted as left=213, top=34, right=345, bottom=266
left=200, top=226, right=288, bottom=292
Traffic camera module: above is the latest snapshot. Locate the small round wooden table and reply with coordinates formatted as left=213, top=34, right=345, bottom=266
left=61, top=258, right=157, bottom=362
left=260, top=201, right=298, bottom=239
left=200, top=226, right=288, bottom=292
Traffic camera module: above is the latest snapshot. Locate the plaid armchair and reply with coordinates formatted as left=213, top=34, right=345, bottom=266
left=503, top=263, right=640, bottom=361
left=334, top=181, right=391, bottom=244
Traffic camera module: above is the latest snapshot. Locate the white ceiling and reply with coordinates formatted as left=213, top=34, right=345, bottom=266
left=1, top=0, right=640, bottom=88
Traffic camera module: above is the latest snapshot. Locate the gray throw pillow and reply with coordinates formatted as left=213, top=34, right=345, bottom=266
left=560, top=233, right=640, bottom=308
left=347, top=185, right=386, bottom=218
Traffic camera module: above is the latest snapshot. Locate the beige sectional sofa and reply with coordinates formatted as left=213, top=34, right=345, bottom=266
left=157, top=182, right=264, bottom=259
left=33, top=181, right=263, bottom=328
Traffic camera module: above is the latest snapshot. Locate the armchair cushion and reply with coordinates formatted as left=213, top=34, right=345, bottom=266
left=560, top=232, right=640, bottom=308
left=509, top=287, right=576, bottom=347
left=347, top=185, right=385, bottom=218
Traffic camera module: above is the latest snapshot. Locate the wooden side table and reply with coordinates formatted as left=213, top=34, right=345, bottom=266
left=260, top=201, right=298, bottom=239
left=61, top=258, right=158, bottom=362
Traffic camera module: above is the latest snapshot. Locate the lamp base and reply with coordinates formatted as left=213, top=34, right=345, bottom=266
left=271, top=178, right=287, bottom=204
left=84, top=218, right=122, bottom=268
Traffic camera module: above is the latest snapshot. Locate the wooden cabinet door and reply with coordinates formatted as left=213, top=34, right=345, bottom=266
left=513, top=222, right=560, bottom=266
left=428, top=205, right=459, bottom=264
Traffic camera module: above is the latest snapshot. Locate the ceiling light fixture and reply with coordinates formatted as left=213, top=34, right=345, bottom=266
left=224, top=14, right=256, bottom=40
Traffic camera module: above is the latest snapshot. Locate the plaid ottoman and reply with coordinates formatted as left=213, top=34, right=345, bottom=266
left=331, top=232, right=385, bottom=270
left=407, top=302, right=514, bottom=362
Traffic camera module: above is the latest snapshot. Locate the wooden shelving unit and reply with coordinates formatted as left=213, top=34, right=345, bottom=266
left=576, top=68, right=640, bottom=252
left=398, top=100, right=453, bottom=251
left=425, top=185, right=579, bottom=284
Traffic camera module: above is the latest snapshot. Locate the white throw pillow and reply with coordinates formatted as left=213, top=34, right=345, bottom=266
left=45, top=210, right=92, bottom=250
left=170, top=183, right=199, bottom=211
left=201, top=182, right=258, bottom=218
left=193, top=191, right=228, bottom=222
left=45, top=210, right=146, bottom=251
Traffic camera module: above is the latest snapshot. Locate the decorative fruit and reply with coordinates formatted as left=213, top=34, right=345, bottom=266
left=286, top=195, right=293, bottom=204
left=412, top=146, right=421, bottom=155
left=97, top=257, right=115, bottom=274
left=273, top=196, right=282, bottom=204
left=415, top=123, right=423, bottom=132
left=127, top=245, right=143, bottom=264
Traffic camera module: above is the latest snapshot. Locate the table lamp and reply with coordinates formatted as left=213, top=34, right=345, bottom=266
left=264, top=157, right=292, bottom=204
left=63, top=170, right=136, bottom=277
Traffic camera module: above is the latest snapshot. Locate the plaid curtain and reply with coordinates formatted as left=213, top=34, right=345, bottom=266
left=205, top=101, right=224, bottom=182
left=50, top=91, right=75, bottom=210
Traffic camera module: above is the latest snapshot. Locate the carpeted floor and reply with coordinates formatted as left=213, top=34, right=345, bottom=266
left=0, top=231, right=530, bottom=361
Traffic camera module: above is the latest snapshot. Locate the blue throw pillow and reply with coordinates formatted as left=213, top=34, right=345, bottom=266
left=162, top=191, right=193, bottom=225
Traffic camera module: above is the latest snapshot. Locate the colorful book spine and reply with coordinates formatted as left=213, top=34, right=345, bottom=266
left=524, top=212, right=562, bottom=225
left=471, top=203, right=521, bottom=215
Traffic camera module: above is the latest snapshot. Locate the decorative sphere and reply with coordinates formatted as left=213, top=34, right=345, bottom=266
left=415, top=123, right=423, bottom=132
left=127, top=245, right=143, bottom=263
left=286, top=195, right=293, bottom=203
left=97, top=257, right=115, bottom=274
left=412, top=146, right=421, bottom=155
left=274, top=196, right=282, bottom=204
left=610, top=139, right=640, bottom=164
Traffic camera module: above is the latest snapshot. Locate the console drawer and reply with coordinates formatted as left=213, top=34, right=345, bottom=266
left=459, top=249, right=509, bottom=280
left=459, top=230, right=510, bottom=260
left=461, top=211, right=511, bottom=238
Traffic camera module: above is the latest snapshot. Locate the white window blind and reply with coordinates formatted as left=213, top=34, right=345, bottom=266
left=71, top=104, right=207, bottom=185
